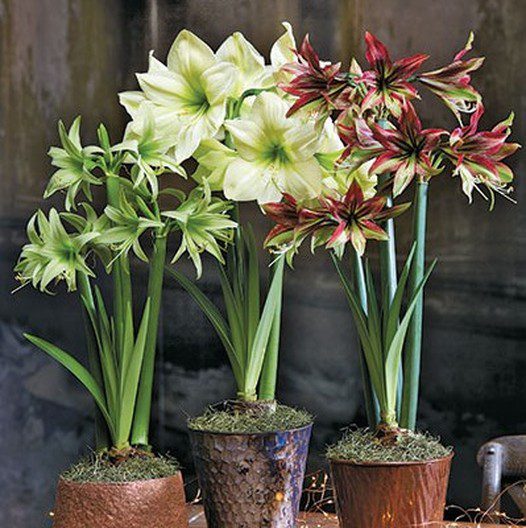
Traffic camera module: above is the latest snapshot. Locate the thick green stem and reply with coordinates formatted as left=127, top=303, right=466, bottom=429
left=78, top=273, right=111, bottom=450
left=106, top=175, right=133, bottom=361
left=377, top=173, right=404, bottom=420
left=258, top=259, right=284, bottom=401
left=131, top=233, right=167, bottom=447
left=350, top=251, right=380, bottom=428
left=400, top=181, right=429, bottom=430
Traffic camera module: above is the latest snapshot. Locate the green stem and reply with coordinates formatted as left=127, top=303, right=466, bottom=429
left=106, top=175, right=132, bottom=362
left=400, top=181, right=429, bottom=430
left=377, top=173, right=404, bottom=420
left=131, top=233, right=167, bottom=447
left=78, top=272, right=111, bottom=450
left=349, top=251, right=380, bottom=428
left=258, top=258, right=284, bottom=401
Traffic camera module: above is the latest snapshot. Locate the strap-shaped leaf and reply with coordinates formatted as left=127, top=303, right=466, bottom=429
left=24, top=333, right=115, bottom=441
left=384, top=259, right=437, bottom=410
left=165, top=266, right=243, bottom=383
left=244, top=225, right=260, bottom=353
left=384, top=244, right=416, bottom=349
left=331, top=254, right=385, bottom=408
left=244, top=256, right=285, bottom=397
left=116, top=300, right=150, bottom=447
left=218, top=263, right=246, bottom=366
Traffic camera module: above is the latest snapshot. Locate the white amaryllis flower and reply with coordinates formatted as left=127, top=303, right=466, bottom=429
left=119, top=30, right=236, bottom=163
left=222, top=92, right=324, bottom=204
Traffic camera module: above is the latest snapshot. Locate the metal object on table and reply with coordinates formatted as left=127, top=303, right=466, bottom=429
left=189, top=423, right=312, bottom=528
left=478, top=435, right=526, bottom=522
left=52, top=472, right=188, bottom=528
left=330, top=453, right=453, bottom=528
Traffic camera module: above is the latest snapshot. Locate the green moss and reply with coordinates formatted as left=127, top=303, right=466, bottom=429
left=326, top=427, right=452, bottom=463
left=188, top=403, right=313, bottom=434
left=61, top=453, right=180, bottom=483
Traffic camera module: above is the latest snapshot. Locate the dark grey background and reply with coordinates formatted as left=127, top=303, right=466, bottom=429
left=0, top=0, right=524, bottom=526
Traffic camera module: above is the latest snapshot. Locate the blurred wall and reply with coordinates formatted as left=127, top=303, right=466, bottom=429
left=0, top=0, right=524, bottom=526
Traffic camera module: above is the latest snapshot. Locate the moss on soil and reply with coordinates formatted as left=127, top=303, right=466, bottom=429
left=188, top=403, right=313, bottom=434
left=326, top=427, right=452, bottom=463
left=61, top=452, right=180, bottom=483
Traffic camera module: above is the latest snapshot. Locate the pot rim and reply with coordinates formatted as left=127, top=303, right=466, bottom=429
left=328, top=451, right=454, bottom=468
left=188, top=421, right=313, bottom=437
left=57, top=471, right=183, bottom=488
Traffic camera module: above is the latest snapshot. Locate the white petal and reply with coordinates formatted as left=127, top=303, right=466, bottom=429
left=167, top=30, right=215, bottom=79
left=201, top=62, right=237, bottom=104
left=224, top=158, right=280, bottom=203
left=283, top=122, right=319, bottom=160
left=270, top=21, right=296, bottom=68
left=217, top=32, right=266, bottom=96
left=319, top=117, right=344, bottom=152
left=225, top=119, right=265, bottom=161
left=136, top=70, right=193, bottom=108
left=250, top=92, right=290, bottom=133
left=119, top=91, right=148, bottom=119
left=279, top=159, right=323, bottom=199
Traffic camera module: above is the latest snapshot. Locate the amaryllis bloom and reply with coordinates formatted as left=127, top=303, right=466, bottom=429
left=119, top=30, right=236, bottom=163
left=444, top=103, right=520, bottom=203
left=337, top=113, right=383, bottom=167
left=370, top=103, right=445, bottom=196
left=418, top=33, right=484, bottom=122
left=222, top=92, right=324, bottom=204
left=263, top=181, right=410, bottom=257
left=279, top=35, right=350, bottom=119
left=359, top=32, right=428, bottom=117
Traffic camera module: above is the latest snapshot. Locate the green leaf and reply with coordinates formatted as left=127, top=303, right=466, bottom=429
left=384, top=259, right=437, bottom=411
left=244, top=225, right=260, bottom=352
left=385, top=244, right=416, bottom=349
left=116, top=300, right=151, bottom=448
left=165, top=266, right=243, bottom=383
left=244, top=257, right=285, bottom=397
left=218, top=264, right=246, bottom=368
left=24, top=333, right=115, bottom=441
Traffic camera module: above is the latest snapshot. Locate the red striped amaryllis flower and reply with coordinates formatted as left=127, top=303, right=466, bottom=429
left=418, top=33, right=484, bottom=122
left=443, top=103, right=520, bottom=205
left=370, top=103, right=446, bottom=196
left=280, top=35, right=352, bottom=120
left=358, top=32, right=429, bottom=118
left=263, top=181, right=410, bottom=258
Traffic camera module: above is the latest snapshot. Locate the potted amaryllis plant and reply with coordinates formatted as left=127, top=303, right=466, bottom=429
left=14, top=111, right=236, bottom=527
left=264, top=31, right=520, bottom=528
left=118, top=24, right=344, bottom=527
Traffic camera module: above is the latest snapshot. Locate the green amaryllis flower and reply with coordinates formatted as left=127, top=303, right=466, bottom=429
left=97, top=195, right=164, bottom=262
left=162, top=187, right=237, bottom=278
left=45, top=118, right=101, bottom=210
left=15, top=209, right=97, bottom=293
left=222, top=92, right=324, bottom=204
left=120, top=104, right=186, bottom=197
left=120, top=30, right=236, bottom=163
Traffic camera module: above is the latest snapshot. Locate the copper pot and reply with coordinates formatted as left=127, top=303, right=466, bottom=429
left=189, top=423, right=313, bottom=528
left=330, top=453, right=453, bottom=528
left=52, top=471, right=188, bottom=528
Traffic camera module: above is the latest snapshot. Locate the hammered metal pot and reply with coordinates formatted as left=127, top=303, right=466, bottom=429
left=330, top=453, right=453, bottom=528
left=189, top=423, right=313, bottom=528
left=52, top=472, right=188, bottom=528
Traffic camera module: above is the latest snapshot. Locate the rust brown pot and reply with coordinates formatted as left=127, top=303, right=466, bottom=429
left=330, top=453, right=453, bottom=528
left=52, top=471, right=188, bottom=528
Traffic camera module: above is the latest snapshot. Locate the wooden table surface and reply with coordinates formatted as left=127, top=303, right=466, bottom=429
left=187, top=506, right=502, bottom=527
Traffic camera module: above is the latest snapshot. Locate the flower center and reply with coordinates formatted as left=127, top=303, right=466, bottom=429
left=264, top=143, right=290, bottom=165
